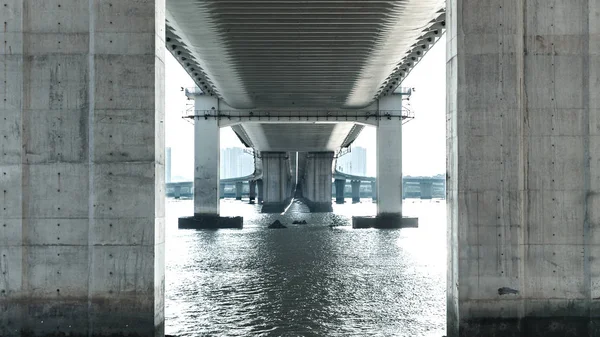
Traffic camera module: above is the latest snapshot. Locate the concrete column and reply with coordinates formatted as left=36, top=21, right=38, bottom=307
left=334, top=179, right=346, bottom=204
left=303, top=152, right=334, bottom=212
left=174, top=185, right=182, bottom=199
left=371, top=180, right=377, bottom=201
left=0, top=1, right=165, bottom=335
left=419, top=181, right=433, bottom=199
left=376, top=98, right=403, bottom=217
left=351, top=180, right=361, bottom=203
left=249, top=180, right=256, bottom=203
left=193, top=96, right=220, bottom=215
left=235, top=182, right=243, bottom=200
left=219, top=183, right=225, bottom=199
left=448, top=1, right=599, bottom=336
left=261, top=152, right=291, bottom=213
left=257, top=179, right=264, bottom=204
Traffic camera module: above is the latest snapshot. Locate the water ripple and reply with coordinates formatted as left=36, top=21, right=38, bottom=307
left=166, top=199, right=446, bottom=336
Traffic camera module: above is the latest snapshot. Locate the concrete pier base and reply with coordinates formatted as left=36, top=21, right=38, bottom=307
left=257, top=179, right=264, bottom=204
left=261, top=152, right=292, bottom=213
left=235, top=182, right=243, bottom=200
left=304, top=200, right=334, bottom=213
left=249, top=180, right=256, bottom=203
left=370, top=180, right=377, bottom=201
left=261, top=202, right=290, bottom=214
left=459, top=317, right=600, bottom=337
left=352, top=214, right=418, bottom=229
left=351, top=180, right=361, bottom=203
left=334, top=179, right=346, bottom=204
left=179, top=215, right=243, bottom=229
left=302, top=152, right=334, bottom=212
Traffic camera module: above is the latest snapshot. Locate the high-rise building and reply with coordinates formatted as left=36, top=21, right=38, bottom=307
left=165, top=147, right=172, bottom=183
left=220, top=147, right=254, bottom=179
left=336, top=146, right=367, bottom=176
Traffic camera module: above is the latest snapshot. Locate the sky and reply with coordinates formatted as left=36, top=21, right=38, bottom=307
left=165, top=35, right=446, bottom=179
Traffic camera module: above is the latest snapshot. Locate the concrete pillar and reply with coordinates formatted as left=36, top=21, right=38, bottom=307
left=249, top=180, right=256, bottom=203
left=419, top=181, right=433, bottom=199
left=447, top=1, right=599, bottom=336
left=179, top=95, right=241, bottom=228
left=257, top=179, right=264, bottom=204
left=193, top=96, right=220, bottom=215
left=376, top=98, right=403, bottom=218
left=371, top=180, right=377, bottom=201
left=334, top=179, right=346, bottom=204
left=261, top=152, right=291, bottom=213
left=0, top=1, right=165, bottom=335
left=174, top=185, right=182, bottom=199
left=235, top=182, right=243, bottom=200
left=351, top=180, right=361, bottom=203
left=303, top=152, right=334, bottom=212
left=219, top=183, right=225, bottom=199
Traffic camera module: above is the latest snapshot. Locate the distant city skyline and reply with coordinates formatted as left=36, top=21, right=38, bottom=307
left=337, top=146, right=367, bottom=176
left=220, top=148, right=254, bottom=179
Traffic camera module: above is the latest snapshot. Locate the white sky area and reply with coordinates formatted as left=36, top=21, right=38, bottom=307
left=165, top=35, right=446, bottom=180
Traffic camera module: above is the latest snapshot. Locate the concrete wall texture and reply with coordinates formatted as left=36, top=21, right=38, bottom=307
left=447, top=1, right=600, bottom=336
left=303, top=152, right=334, bottom=204
left=0, top=1, right=166, bottom=336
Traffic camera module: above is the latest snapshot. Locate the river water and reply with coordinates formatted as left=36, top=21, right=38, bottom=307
left=165, top=198, right=447, bottom=337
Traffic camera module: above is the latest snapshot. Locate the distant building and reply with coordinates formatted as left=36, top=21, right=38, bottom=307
left=337, top=146, right=367, bottom=176
left=165, top=147, right=172, bottom=183
left=220, top=147, right=254, bottom=179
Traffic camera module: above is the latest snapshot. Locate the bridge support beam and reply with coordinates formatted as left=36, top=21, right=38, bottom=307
left=261, top=152, right=292, bottom=213
left=371, top=180, right=377, bottom=201
left=303, top=152, right=334, bottom=212
left=235, top=182, right=243, bottom=200
left=447, top=1, right=599, bottom=336
left=334, top=179, right=346, bottom=204
left=353, top=95, right=416, bottom=228
left=0, top=1, right=166, bottom=335
left=419, top=181, right=433, bottom=200
left=249, top=180, right=256, bottom=203
left=257, top=179, right=264, bottom=204
left=220, top=183, right=225, bottom=199
left=179, top=96, right=242, bottom=229
left=351, top=180, right=361, bottom=203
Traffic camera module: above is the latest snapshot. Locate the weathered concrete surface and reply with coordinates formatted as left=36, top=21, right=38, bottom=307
left=0, top=0, right=165, bottom=336
left=261, top=152, right=292, bottom=213
left=302, top=152, right=334, bottom=212
left=447, top=1, right=600, bottom=336
left=193, top=95, right=220, bottom=216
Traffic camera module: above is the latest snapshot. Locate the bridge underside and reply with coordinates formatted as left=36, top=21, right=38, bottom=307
left=166, top=0, right=445, bottom=109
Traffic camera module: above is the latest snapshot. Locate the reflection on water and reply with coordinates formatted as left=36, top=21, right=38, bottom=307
left=165, top=198, right=446, bottom=337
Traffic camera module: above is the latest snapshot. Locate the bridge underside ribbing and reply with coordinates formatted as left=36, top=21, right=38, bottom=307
left=166, top=0, right=445, bottom=109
